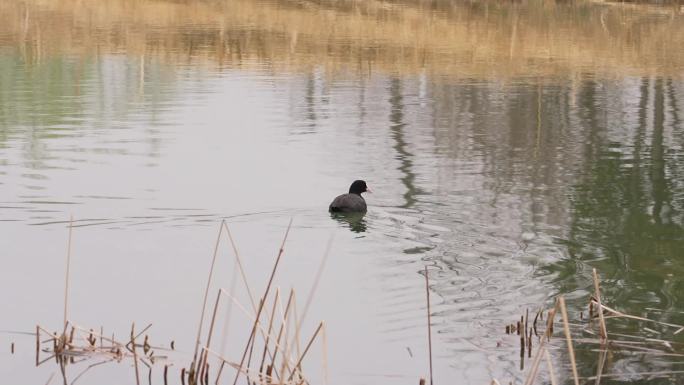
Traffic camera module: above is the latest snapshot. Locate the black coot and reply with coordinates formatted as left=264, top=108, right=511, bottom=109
left=328, top=180, right=370, bottom=213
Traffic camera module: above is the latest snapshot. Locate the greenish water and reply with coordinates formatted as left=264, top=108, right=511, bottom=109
left=1, top=1, right=684, bottom=384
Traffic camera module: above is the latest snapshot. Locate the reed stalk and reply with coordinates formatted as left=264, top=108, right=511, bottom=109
left=544, top=349, right=557, bottom=385
left=63, top=216, right=74, bottom=330
left=287, top=322, right=323, bottom=382
left=279, top=302, right=293, bottom=385
left=523, top=299, right=558, bottom=385
left=130, top=323, right=141, bottom=385
left=244, top=298, right=264, bottom=378
left=595, top=346, right=607, bottom=385
left=36, top=325, right=40, bottom=366
left=231, top=219, right=293, bottom=385
left=592, top=268, right=608, bottom=342
left=223, top=223, right=257, bottom=311
left=218, top=258, right=239, bottom=360
left=193, top=220, right=227, bottom=365
left=294, top=235, right=334, bottom=339
left=270, top=289, right=296, bottom=382
left=44, top=372, right=55, bottom=385
left=595, top=301, right=684, bottom=330
left=204, top=347, right=280, bottom=385
left=321, top=321, right=329, bottom=385
left=259, top=288, right=281, bottom=376
left=213, top=288, right=301, bottom=384
left=125, top=323, right=152, bottom=350
left=292, top=295, right=302, bottom=376
left=201, top=289, right=223, bottom=375
left=424, top=266, right=433, bottom=385
left=559, top=297, right=580, bottom=385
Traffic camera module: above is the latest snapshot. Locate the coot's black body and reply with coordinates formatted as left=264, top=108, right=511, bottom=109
left=328, top=180, right=370, bottom=213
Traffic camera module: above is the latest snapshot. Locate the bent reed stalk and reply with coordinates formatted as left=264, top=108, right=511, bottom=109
left=33, top=219, right=684, bottom=385
left=34, top=218, right=329, bottom=385
left=501, top=268, right=684, bottom=385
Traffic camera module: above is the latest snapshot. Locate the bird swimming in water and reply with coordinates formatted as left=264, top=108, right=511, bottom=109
left=328, top=180, right=371, bottom=213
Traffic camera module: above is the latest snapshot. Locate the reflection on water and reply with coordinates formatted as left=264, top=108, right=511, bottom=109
left=330, top=212, right=368, bottom=233
left=542, top=76, right=684, bottom=381
left=389, top=78, right=422, bottom=209
left=1, top=0, right=684, bottom=384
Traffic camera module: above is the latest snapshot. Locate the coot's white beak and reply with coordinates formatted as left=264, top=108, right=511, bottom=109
left=366, top=186, right=373, bottom=193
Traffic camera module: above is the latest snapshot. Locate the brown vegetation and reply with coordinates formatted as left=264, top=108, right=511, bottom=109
left=1, top=0, right=683, bottom=78
left=35, top=219, right=331, bottom=385
left=502, top=268, right=684, bottom=384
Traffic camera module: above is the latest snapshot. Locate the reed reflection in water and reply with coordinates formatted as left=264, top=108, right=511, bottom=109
left=1, top=0, right=684, bottom=78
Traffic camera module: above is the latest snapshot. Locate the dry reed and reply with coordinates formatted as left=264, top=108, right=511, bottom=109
left=32, top=219, right=329, bottom=385
left=504, top=268, right=684, bottom=385
left=424, top=265, right=434, bottom=385
left=33, top=220, right=684, bottom=385
left=592, top=268, right=608, bottom=342
left=559, top=297, right=580, bottom=385
left=2, top=0, right=684, bottom=79
left=63, top=216, right=73, bottom=329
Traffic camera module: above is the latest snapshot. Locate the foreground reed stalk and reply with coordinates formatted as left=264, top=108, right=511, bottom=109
left=543, top=349, right=557, bottom=385
left=592, top=268, right=608, bottom=343
left=37, top=224, right=684, bottom=385
left=269, top=289, right=296, bottom=382
left=130, top=324, right=141, bottom=385
left=34, top=219, right=341, bottom=385
left=287, top=322, right=323, bottom=382
left=523, top=300, right=558, bottom=385
left=500, top=267, right=684, bottom=384
left=193, top=220, right=228, bottom=368
left=424, top=266, right=434, bottom=385
left=559, top=297, right=580, bottom=385
left=259, top=289, right=281, bottom=378
left=231, top=219, right=292, bottom=385
left=63, top=216, right=74, bottom=329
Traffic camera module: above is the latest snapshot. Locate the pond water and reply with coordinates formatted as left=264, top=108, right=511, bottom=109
left=1, top=0, right=684, bottom=384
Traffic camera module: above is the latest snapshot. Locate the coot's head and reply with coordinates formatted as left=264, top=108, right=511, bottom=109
left=349, top=180, right=370, bottom=195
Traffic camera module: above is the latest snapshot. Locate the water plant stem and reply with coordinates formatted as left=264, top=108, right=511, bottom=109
left=592, top=268, right=608, bottom=342
left=559, top=297, right=580, bottom=385
left=424, top=266, right=433, bottom=385
left=63, top=216, right=73, bottom=329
